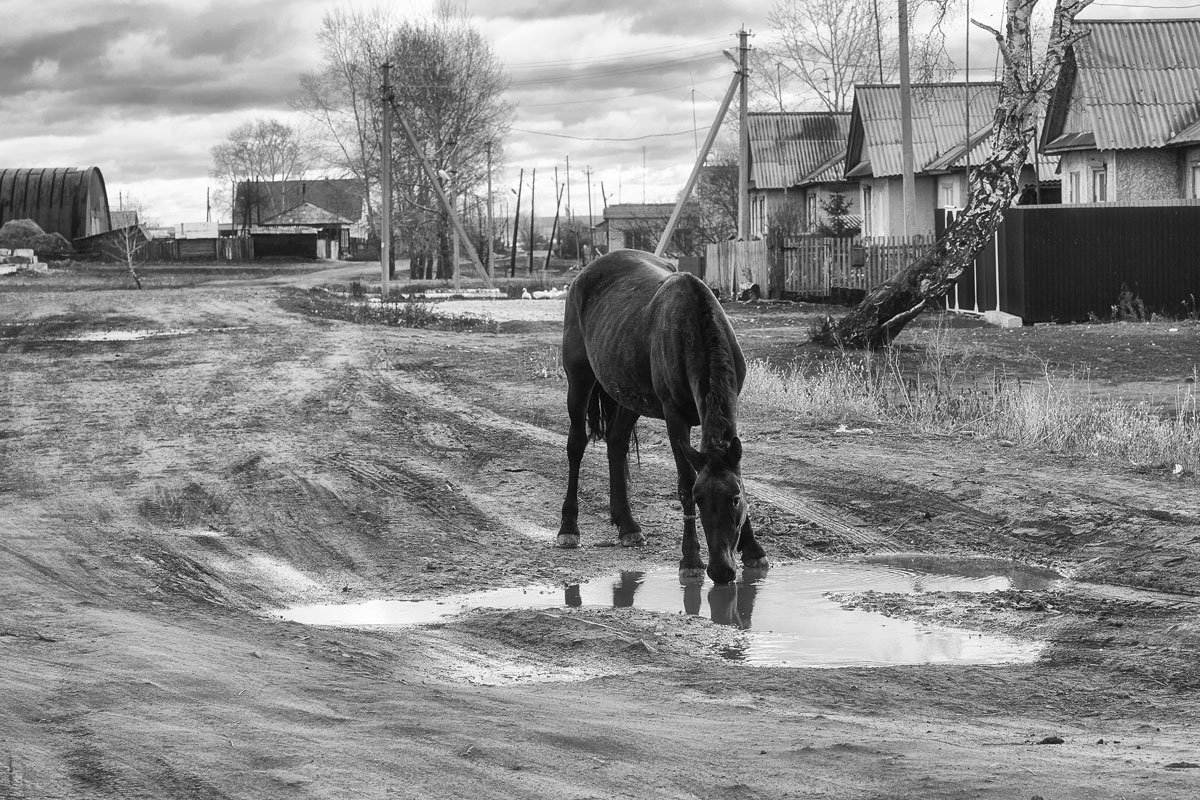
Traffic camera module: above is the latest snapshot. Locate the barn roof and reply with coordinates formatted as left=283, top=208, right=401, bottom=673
left=235, top=179, right=363, bottom=226
left=747, top=112, right=852, bottom=188
left=846, top=83, right=1001, bottom=178
left=1043, top=19, right=1200, bottom=152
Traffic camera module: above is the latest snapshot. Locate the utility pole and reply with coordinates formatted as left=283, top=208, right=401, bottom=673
left=380, top=61, right=393, bottom=299
left=586, top=165, right=594, bottom=258
left=510, top=168, right=523, bottom=277
left=872, top=0, right=885, bottom=83
left=898, top=0, right=917, bottom=238
left=528, top=167, right=536, bottom=274
left=737, top=27, right=751, bottom=240
left=545, top=185, right=564, bottom=270
left=486, top=141, right=494, bottom=277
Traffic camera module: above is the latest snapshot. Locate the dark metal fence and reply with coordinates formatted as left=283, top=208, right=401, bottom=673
left=999, top=203, right=1200, bottom=322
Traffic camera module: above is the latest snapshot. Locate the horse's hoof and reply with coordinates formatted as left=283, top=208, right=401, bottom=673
left=556, top=533, right=580, bottom=549
left=678, top=565, right=706, bottom=585
left=620, top=531, right=646, bottom=547
left=742, top=556, right=770, bottom=569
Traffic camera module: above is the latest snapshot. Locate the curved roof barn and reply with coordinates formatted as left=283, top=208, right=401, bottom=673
left=0, top=167, right=112, bottom=242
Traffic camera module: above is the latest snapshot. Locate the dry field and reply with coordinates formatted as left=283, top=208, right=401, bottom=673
left=2, top=261, right=1199, bottom=799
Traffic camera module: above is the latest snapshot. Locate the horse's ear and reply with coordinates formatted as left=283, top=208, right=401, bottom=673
left=681, top=440, right=706, bottom=472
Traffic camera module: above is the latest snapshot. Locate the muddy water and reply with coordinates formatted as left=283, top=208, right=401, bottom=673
left=278, top=557, right=1056, bottom=668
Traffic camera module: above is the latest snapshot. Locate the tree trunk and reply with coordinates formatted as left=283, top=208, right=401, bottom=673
left=814, top=0, right=1092, bottom=350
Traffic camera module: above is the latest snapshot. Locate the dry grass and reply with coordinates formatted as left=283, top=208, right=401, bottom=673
left=743, top=336, right=1200, bottom=474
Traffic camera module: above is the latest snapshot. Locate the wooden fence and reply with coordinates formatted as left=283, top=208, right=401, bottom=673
left=704, top=239, right=771, bottom=296
left=779, top=235, right=930, bottom=296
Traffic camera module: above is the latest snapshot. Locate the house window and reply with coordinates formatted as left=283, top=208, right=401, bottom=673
left=1091, top=167, right=1108, bottom=202
left=806, top=194, right=818, bottom=231
left=861, top=185, right=873, bottom=236
left=1067, top=172, right=1081, bottom=203
left=937, top=176, right=960, bottom=209
left=1191, top=164, right=1200, bottom=199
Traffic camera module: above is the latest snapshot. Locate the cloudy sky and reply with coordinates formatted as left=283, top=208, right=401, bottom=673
left=0, top=0, right=1190, bottom=226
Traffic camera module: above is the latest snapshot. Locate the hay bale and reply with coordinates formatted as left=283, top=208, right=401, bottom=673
left=0, top=219, right=71, bottom=257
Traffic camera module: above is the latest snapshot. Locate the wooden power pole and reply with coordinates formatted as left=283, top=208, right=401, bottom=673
left=737, top=27, right=751, bottom=240
left=486, top=141, right=494, bottom=277
left=898, top=0, right=917, bottom=238
left=510, top=169, right=522, bottom=278
left=380, top=62, right=393, bottom=298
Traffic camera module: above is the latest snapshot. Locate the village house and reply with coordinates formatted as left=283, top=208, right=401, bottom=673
left=1041, top=18, right=1200, bottom=204
left=233, top=178, right=368, bottom=259
left=746, top=111, right=856, bottom=237
left=597, top=202, right=701, bottom=256
left=845, top=82, right=1049, bottom=238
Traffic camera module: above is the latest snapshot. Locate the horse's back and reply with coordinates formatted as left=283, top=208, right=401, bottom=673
left=564, top=249, right=736, bottom=421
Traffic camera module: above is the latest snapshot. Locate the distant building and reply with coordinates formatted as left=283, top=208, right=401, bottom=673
left=234, top=179, right=366, bottom=259
left=1042, top=18, right=1200, bottom=203
left=0, top=167, right=112, bottom=241
left=598, top=202, right=701, bottom=256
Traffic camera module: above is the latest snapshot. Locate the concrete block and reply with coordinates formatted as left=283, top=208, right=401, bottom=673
left=13, top=248, right=34, bottom=258
left=984, top=310, right=1023, bottom=329
left=0, top=248, right=10, bottom=256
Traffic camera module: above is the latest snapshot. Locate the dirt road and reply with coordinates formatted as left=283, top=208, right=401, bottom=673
left=2, top=271, right=1199, bottom=799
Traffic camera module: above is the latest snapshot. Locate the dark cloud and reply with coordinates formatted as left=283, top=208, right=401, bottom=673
left=479, top=0, right=759, bottom=37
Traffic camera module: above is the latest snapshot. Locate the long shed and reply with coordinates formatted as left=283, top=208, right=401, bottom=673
left=0, top=167, right=112, bottom=241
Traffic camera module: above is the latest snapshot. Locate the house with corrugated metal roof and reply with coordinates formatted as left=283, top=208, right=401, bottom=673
left=746, top=112, right=855, bottom=238
left=1041, top=18, right=1200, bottom=204
left=234, top=178, right=366, bottom=259
left=846, top=82, right=1045, bottom=237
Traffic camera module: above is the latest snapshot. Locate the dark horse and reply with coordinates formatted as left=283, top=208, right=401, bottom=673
left=556, top=249, right=768, bottom=584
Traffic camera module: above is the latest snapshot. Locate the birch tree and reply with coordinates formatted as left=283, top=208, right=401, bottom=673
left=815, top=0, right=1093, bottom=349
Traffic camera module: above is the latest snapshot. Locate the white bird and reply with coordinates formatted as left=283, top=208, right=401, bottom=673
left=521, top=287, right=532, bottom=300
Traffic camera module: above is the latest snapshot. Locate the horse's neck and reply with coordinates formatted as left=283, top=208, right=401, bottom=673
left=698, top=384, right=737, bottom=452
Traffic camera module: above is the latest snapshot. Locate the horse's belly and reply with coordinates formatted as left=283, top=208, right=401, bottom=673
left=591, top=364, right=664, bottom=420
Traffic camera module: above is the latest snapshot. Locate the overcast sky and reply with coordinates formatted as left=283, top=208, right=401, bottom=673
left=0, top=0, right=1190, bottom=226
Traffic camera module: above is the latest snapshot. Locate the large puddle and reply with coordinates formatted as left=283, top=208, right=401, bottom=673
left=277, top=556, right=1058, bottom=668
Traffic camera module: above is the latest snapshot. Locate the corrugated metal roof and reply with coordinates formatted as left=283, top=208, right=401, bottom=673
left=747, top=112, right=851, bottom=188
left=1065, top=20, right=1200, bottom=149
left=263, top=201, right=355, bottom=226
left=851, top=83, right=1001, bottom=177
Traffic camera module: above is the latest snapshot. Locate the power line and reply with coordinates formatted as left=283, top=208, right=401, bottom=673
left=517, top=75, right=730, bottom=109
left=511, top=127, right=702, bottom=142
left=505, top=37, right=728, bottom=69
left=508, top=52, right=724, bottom=86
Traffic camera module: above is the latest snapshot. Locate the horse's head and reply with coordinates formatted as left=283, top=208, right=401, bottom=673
left=686, top=437, right=747, bottom=584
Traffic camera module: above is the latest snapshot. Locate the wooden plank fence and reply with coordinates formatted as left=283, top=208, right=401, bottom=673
left=704, top=239, right=770, bottom=296
left=780, top=235, right=931, bottom=296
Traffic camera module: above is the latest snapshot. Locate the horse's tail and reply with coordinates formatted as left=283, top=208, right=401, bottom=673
left=586, top=385, right=618, bottom=442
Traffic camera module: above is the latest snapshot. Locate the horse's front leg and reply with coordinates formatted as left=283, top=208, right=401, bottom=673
left=666, top=417, right=704, bottom=579
left=606, top=406, right=645, bottom=547
left=736, top=515, right=769, bottom=569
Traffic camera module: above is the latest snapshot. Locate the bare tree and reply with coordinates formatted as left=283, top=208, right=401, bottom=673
left=767, top=0, right=898, bottom=112
left=296, top=4, right=513, bottom=279
left=104, top=224, right=147, bottom=289
left=762, top=0, right=955, bottom=111
left=816, top=0, right=1093, bottom=349
left=293, top=6, right=395, bottom=237
left=210, top=118, right=312, bottom=221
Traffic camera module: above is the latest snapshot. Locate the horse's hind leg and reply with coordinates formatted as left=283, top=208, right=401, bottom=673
left=557, top=367, right=594, bottom=549
left=605, top=406, right=645, bottom=547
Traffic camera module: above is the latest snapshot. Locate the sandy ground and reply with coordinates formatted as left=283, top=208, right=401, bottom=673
left=2, top=264, right=1200, bottom=799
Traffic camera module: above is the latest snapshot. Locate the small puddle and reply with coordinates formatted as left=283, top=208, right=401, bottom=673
left=277, top=558, right=1057, bottom=668
left=13, top=326, right=250, bottom=343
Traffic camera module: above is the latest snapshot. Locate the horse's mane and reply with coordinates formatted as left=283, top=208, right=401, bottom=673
left=689, top=278, right=739, bottom=458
